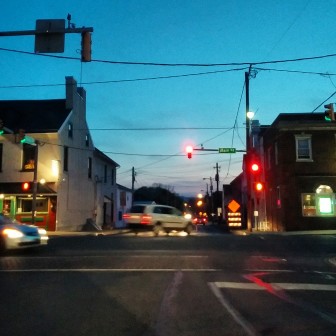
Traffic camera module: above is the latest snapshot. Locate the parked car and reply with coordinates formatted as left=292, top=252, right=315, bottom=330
left=0, top=214, right=48, bottom=252
left=123, top=203, right=194, bottom=236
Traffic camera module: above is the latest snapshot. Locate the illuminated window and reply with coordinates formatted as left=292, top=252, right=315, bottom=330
left=22, top=144, right=35, bottom=171
left=302, top=185, right=335, bottom=217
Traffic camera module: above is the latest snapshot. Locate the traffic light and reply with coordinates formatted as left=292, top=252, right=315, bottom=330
left=247, top=151, right=265, bottom=195
left=81, top=32, right=92, bottom=62
left=248, top=155, right=261, bottom=174
left=324, top=103, right=335, bottom=121
left=254, top=181, right=264, bottom=192
left=0, top=119, right=4, bottom=135
left=186, top=145, right=193, bottom=159
left=22, top=182, right=31, bottom=191
left=18, top=129, right=36, bottom=145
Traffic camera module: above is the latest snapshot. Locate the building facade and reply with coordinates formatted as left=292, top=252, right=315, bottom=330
left=0, top=77, right=120, bottom=231
left=229, top=113, right=336, bottom=232
left=260, top=113, right=336, bottom=231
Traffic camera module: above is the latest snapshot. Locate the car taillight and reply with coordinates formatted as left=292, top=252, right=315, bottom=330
left=122, top=214, right=130, bottom=219
left=140, top=215, right=152, bottom=224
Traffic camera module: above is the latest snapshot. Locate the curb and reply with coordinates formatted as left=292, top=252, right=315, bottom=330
left=47, top=229, right=132, bottom=237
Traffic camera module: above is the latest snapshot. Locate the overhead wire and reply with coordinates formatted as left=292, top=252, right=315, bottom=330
left=1, top=46, right=336, bottom=67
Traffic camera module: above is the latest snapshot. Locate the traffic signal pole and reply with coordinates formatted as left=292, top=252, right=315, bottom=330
left=0, top=18, right=93, bottom=61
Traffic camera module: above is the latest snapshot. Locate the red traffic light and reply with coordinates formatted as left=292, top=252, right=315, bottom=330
left=185, top=145, right=193, bottom=159
left=22, top=182, right=30, bottom=191
left=251, top=163, right=260, bottom=172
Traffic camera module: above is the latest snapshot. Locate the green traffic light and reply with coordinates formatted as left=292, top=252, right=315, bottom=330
left=20, top=135, right=36, bottom=145
left=0, top=130, right=4, bottom=135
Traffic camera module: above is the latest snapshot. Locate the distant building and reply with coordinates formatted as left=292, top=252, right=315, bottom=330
left=229, top=113, right=336, bottom=231
left=0, top=77, right=120, bottom=231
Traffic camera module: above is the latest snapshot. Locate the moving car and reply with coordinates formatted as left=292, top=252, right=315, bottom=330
left=193, top=216, right=208, bottom=225
left=0, top=214, right=48, bottom=251
left=123, top=203, right=194, bottom=236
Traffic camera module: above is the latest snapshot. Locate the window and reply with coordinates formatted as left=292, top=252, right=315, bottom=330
left=85, top=134, right=90, bottom=147
left=302, top=186, right=335, bottom=217
left=17, top=197, right=48, bottom=213
left=22, top=144, right=36, bottom=171
left=104, top=165, right=107, bottom=183
left=274, top=142, right=278, bottom=165
left=302, top=193, right=316, bottom=216
left=295, top=135, right=312, bottom=161
left=68, top=123, right=73, bottom=138
left=111, top=168, right=115, bottom=185
left=88, top=157, right=92, bottom=179
left=63, top=146, right=68, bottom=172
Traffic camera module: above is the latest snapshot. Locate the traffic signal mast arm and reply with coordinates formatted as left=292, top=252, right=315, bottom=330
left=0, top=26, right=93, bottom=37
left=185, top=145, right=246, bottom=159
left=193, top=147, right=246, bottom=152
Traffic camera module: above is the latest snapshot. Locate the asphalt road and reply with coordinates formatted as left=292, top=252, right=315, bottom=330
left=0, top=226, right=336, bottom=336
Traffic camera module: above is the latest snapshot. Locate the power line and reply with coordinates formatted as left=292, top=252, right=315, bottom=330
left=1, top=46, right=336, bottom=67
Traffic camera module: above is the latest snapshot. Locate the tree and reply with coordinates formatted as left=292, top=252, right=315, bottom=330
left=134, top=185, right=184, bottom=210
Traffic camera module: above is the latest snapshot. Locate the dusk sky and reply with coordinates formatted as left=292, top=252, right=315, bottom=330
left=1, top=1, right=336, bottom=197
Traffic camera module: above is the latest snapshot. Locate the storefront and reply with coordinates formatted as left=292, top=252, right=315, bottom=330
left=0, top=182, right=57, bottom=231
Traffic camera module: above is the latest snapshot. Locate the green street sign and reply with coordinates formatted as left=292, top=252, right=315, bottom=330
left=218, top=147, right=236, bottom=154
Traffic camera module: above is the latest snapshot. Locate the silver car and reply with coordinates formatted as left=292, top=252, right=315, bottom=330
left=123, top=203, right=194, bottom=236
left=0, top=214, right=48, bottom=251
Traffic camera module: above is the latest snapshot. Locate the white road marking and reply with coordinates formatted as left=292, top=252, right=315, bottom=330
left=214, top=281, right=336, bottom=291
left=208, top=282, right=258, bottom=336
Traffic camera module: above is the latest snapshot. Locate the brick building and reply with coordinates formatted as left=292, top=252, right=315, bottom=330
left=256, top=113, right=336, bottom=231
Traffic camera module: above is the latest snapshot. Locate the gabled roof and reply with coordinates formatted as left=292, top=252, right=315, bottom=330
left=94, top=147, right=120, bottom=168
left=0, top=99, right=71, bottom=133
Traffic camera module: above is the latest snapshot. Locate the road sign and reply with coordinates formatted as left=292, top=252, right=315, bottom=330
left=218, top=147, right=236, bottom=154
left=35, top=19, right=65, bottom=53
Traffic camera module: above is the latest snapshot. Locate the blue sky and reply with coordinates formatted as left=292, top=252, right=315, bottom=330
left=1, top=0, right=336, bottom=197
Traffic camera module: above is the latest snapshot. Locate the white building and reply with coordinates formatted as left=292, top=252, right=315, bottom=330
left=0, top=77, right=119, bottom=231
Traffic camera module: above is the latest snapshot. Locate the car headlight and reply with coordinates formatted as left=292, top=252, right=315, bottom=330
left=3, top=228, right=24, bottom=239
left=38, top=228, right=47, bottom=235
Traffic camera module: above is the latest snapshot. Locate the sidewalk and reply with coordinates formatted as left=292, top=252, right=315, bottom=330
left=47, top=228, right=132, bottom=237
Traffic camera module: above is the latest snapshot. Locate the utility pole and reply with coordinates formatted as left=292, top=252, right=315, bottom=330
left=131, top=167, right=136, bottom=205
left=245, top=65, right=253, bottom=231
left=214, top=163, right=220, bottom=223
left=245, top=65, right=252, bottom=152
